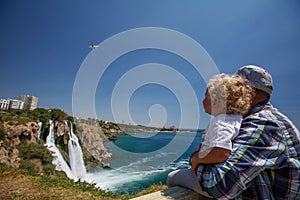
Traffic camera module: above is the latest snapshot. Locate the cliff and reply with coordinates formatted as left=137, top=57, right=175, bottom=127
left=0, top=121, right=40, bottom=168
left=74, top=118, right=112, bottom=165
left=118, top=123, right=161, bottom=133
left=0, top=109, right=114, bottom=174
left=99, top=120, right=124, bottom=134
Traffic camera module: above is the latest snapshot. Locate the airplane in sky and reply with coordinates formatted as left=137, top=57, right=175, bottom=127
left=89, top=43, right=100, bottom=49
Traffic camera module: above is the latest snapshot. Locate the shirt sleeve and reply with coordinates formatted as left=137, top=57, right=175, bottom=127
left=209, top=119, right=236, bottom=150
left=200, top=115, right=239, bottom=153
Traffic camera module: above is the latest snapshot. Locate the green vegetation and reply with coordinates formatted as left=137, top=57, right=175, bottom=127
left=0, top=108, right=77, bottom=175
left=0, top=120, right=5, bottom=140
left=17, top=143, right=58, bottom=175
left=0, top=108, right=71, bottom=141
left=0, top=163, right=166, bottom=200
left=0, top=163, right=123, bottom=199
left=0, top=109, right=168, bottom=199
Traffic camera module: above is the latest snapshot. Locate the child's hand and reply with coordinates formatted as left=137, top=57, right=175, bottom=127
left=191, top=152, right=200, bottom=175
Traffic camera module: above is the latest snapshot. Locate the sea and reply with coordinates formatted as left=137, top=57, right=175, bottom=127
left=84, top=131, right=203, bottom=194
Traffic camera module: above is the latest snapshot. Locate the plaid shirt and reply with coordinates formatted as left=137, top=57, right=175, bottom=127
left=197, top=101, right=300, bottom=199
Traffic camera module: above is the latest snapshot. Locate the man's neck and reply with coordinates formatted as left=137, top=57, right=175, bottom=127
left=251, top=90, right=270, bottom=107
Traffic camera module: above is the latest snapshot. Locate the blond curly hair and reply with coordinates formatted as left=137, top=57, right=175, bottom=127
left=207, top=74, right=253, bottom=116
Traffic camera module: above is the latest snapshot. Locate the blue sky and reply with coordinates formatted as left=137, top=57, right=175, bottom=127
left=1, top=0, right=300, bottom=129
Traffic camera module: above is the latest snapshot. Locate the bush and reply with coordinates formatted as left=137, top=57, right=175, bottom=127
left=49, top=109, right=69, bottom=121
left=19, top=159, right=39, bottom=174
left=0, top=163, right=11, bottom=172
left=0, top=122, right=5, bottom=140
left=17, top=143, right=53, bottom=164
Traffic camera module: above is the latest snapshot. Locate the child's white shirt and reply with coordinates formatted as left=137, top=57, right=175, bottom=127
left=198, top=114, right=242, bottom=159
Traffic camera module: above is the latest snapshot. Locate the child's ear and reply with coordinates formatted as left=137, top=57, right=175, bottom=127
left=211, top=98, right=219, bottom=106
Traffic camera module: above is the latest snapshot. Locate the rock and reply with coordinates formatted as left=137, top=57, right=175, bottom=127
left=101, top=161, right=110, bottom=168
left=0, top=141, right=20, bottom=168
left=0, top=121, right=40, bottom=168
left=54, top=121, right=68, bottom=137
left=4, top=121, right=39, bottom=146
left=74, top=119, right=112, bottom=163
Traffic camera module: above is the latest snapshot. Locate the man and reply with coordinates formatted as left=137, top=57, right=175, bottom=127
left=167, top=65, right=300, bottom=199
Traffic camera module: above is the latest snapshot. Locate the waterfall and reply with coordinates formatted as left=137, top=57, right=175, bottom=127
left=37, top=122, right=43, bottom=140
left=66, top=121, right=87, bottom=179
left=45, top=120, right=77, bottom=180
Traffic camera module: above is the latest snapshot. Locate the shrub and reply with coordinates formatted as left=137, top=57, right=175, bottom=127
left=17, top=143, right=53, bottom=164
left=0, top=122, right=5, bottom=140
left=49, top=109, right=69, bottom=121
left=19, top=159, right=39, bottom=174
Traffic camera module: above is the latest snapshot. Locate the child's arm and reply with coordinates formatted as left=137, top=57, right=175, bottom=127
left=199, top=147, right=230, bottom=163
left=191, top=147, right=231, bottom=173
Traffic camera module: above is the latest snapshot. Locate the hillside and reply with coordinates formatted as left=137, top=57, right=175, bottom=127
left=0, top=164, right=123, bottom=200
left=0, top=164, right=167, bottom=200
left=0, top=109, right=167, bottom=199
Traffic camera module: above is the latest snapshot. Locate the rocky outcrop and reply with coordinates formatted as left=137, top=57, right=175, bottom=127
left=54, top=120, right=70, bottom=145
left=0, top=118, right=114, bottom=171
left=4, top=121, right=39, bottom=146
left=0, top=121, right=40, bottom=168
left=118, top=124, right=161, bottom=133
left=74, top=119, right=111, bottom=163
left=0, top=141, right=20, bottom=168
left=99, top=120, right=124, bottom=134
left=54, top=121, right=69, bottom=137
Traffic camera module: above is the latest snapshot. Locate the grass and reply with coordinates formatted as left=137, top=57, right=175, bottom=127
left=0, top=164, right=167, bottom=200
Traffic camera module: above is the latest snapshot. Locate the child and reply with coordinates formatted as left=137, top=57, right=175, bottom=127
left=191, top=74, right=253, bottom=173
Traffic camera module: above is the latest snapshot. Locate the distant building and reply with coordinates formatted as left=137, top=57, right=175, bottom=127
left=19, top=95, right=38, bottom=110
left=0, top=99, right=10, bottom=110
left=0, top=94, right=38, bottom=112
left=10, top=99, right=24, bottom=110
left=0, top=98, right=24, bottom=111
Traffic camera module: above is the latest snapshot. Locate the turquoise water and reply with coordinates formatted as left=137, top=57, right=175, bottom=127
left=85, top=131, right=203, bottom=194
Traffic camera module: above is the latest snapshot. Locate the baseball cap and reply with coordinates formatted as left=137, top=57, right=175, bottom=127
left=235, top=65, right=273, bottom=95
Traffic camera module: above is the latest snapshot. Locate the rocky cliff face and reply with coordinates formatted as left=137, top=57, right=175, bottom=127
left=4, top=121, right=39, bottom=146
left=74, top=119, right=111, bottom=163
left=0, top=121, right=40, bottom=168
left=99, top=120, right=124, bottom=134
left=0, top=117, right=119, bottom=172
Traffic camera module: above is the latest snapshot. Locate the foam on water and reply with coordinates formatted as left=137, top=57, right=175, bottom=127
left=85, top=131, right=202, bottom=193
left=85, top=158, right=172, bottom=191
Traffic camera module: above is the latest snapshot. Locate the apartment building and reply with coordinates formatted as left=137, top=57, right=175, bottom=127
left=0, top=98, right=24, bottom=111
left=0, top=94, right=38, bottom=111
left=19, top=95, right=38, bottom=110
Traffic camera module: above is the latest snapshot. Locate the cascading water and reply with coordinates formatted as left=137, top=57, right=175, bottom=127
left=45, top=120, right=86, bottom=181
left=66, top=121, right=87, bottom=179
left=37, top=122, right=42, bottom=140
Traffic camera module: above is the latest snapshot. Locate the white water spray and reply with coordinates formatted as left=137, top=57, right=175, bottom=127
left=66, top=121, right=87, bottom=179
left=45, top=120, right=86, bottom=181
left=37, top=122, right=42, bottom=140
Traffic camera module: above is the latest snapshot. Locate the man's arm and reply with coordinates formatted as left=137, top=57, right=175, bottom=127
left=191, top=147, right=231, bottom=173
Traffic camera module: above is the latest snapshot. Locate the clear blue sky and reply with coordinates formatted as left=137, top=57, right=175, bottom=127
left=1, top=0, right=300, bottom=129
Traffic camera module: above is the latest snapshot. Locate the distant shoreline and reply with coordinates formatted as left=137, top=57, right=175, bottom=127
left=117, top=123, right=204, bottom=134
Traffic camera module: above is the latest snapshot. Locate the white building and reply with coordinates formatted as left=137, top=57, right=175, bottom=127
left=10, top=99, right=24, bottom=110
left=0, top=99, right=10, bottom=110
left=19, top=95, right=38, bottom=110
left=0, top=98, right=24, bottom=111
left=0, top=94, right=38, bottom=111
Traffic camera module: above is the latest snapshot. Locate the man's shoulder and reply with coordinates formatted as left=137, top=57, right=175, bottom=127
left=244, top=102, right=295, bottom=128
left=244, top=102, right=280, bottom=122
